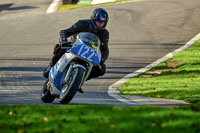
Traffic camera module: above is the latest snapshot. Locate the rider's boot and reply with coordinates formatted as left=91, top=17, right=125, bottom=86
left=43, top=55, right=58, bottom=78
left=78, top=87, right=84, bottom=93
left=43, top=59, right=56, bottom=78
left=43, top=65, right=52, bottom=78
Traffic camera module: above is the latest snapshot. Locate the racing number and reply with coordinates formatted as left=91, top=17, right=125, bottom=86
left=77, top=45, right=96, bottom=62
left=87, top=50, right=95, bottom=62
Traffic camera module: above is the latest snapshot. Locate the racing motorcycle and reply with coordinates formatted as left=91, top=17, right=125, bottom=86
left=41, top=32, right=101, bottom=104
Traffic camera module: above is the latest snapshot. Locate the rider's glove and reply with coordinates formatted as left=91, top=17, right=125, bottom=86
left=60, top=37, right=70, bottom=47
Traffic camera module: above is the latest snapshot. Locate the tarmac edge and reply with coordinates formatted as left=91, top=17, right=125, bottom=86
left=108, top=33, right=200, bottom=106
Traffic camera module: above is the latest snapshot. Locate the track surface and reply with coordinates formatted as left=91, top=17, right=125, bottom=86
left=0, top=0, right=200, bottom=105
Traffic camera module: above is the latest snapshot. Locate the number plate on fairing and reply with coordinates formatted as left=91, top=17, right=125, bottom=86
left=71, top=43, right=100, bottom=65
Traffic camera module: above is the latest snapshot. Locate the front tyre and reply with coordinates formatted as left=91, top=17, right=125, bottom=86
left=60, top=67, right=85, bottom=104
left=41, top=79, right=55, bottom=103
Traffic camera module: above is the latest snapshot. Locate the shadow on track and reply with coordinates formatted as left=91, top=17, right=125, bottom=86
left=0, top=3, right=37, bottom=12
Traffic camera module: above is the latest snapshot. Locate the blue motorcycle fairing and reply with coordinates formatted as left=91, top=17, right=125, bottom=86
left=49, top=65, right=63, bottom=91
left=71, top=43, right=100, bottom=65
left=49, top=50, right=73, bottom=92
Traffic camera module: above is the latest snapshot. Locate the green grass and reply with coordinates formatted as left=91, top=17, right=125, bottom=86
left=58, top=4, right=91, bottom=11
left=118, top=40, right=200, bottom=104
left=58, top=0, right=133, bottom=11
left=1, top=41, right=200, bottom=133
left=0, top=105, right=200, bottom=133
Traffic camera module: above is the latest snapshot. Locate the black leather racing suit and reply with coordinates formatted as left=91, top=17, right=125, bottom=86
left=51, top=19, right=109, bottom=80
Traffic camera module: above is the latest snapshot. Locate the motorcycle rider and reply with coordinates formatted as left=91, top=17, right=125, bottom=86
left=43, top=8, right=109, bottom=90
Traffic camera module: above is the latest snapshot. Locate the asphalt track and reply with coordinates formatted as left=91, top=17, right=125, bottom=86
left=0, top=0, right=200, bottom=105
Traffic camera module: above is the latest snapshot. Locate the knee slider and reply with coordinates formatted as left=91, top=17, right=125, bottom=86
left=100, top=64, right=106, bottom=76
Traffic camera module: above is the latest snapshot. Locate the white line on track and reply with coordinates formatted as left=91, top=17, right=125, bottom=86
left=108, top=33, right=200, bottom=105
left=46, top=0, right=62, bottom=14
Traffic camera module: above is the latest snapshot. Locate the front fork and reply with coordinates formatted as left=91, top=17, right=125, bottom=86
left=63, top=62, right=74, bottom=84
left=63, top=62, right=93, bottom=88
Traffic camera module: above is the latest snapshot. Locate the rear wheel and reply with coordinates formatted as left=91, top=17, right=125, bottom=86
left=41, top=79, right=55, bottom=103
left=60, top=67, right=85, bottom=104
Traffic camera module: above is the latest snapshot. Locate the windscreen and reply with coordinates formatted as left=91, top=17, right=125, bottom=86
left=77, top=32, right=100, bottom=49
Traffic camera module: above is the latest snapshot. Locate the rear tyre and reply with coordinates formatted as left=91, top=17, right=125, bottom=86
left=41, top=79, right=55, bottom=103
left=60, top=67, right=85, bottom=104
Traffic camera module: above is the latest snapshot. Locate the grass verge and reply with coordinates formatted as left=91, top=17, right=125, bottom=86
left=118, top=40, right=200, bottom=104
left=58, top=0, right=133, bottom=11
left=0, top=104, right=200, bottom=133
left=1, top=40, right=200, bottom=132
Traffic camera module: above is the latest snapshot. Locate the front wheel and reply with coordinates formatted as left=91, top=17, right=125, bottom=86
left=60, top=67, right=85, bottom=104
left=41, top=79, right=55, bottom=103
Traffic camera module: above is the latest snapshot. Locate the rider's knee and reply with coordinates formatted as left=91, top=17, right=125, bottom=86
left=53, top=44, right=61, bottom=54
left=100, top=64, right=106, bottom=76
